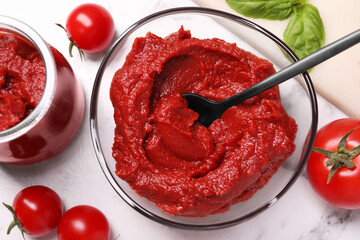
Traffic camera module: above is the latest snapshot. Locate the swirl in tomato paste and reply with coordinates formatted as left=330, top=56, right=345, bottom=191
left=110, top=27, right=297, bottom=216
left=0, top=31, right=45, bottom=131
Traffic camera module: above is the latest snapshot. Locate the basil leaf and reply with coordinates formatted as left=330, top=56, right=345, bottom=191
left=283, top=3, right=325, bottom=59
left=226, top=0, right=307, bottom=20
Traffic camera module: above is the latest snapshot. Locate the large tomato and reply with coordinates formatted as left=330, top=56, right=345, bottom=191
left=3, top=185, right=63, bottom=238
left=307, top=118, right=360, bottom=209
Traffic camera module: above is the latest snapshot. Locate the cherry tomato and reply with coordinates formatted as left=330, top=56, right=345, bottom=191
left=57, top=205, right=110, bottom=240
left=3, top=185, right=63, bottom=238
left=307, top=118, right=360, bottom=209
left=63, top=3, right=115, bottom=54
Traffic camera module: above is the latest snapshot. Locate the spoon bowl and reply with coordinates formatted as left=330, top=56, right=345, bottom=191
left=182, top=93, right=226, bottom=127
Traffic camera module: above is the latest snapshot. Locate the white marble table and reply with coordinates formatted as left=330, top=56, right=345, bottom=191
left=0, top=0, right=358, bottom=240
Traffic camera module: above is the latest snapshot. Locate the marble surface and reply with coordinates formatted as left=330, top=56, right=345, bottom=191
left=0, top=0, right=358, bottom=240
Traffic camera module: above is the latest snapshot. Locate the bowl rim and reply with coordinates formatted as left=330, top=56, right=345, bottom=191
left=90, top=6, right=319, bottom=230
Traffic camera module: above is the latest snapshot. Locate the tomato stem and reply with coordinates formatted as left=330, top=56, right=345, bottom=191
left=56, top=23, right=85, bottom=61
left=3, top=202, right=28, bottom=240
left=312, top=126, right=360, bottom=184
left=349, top=145, right=360, bottom=158
left=7, top=220, right=17, bottom=234
left=69, top=41, right=74, bottom=58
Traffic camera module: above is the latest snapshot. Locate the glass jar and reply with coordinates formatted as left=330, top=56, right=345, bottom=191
left=0, top=16, right=85, bottom=164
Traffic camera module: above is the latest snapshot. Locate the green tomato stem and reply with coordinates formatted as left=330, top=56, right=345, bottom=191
left=56, top=23, right=85, bottom=61
left=338, top=126, right=360, bottom=152
left=349, top=144, right=360, bottom=158
left=312, top=126, right=360, bottom=184
left=7, top=219, right=17, bottom=234
left=3, top=202, right=28, bottom=240
left=69, top=41, right=74, bottom=58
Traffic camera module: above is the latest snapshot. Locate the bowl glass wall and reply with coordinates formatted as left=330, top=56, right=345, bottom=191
left=90, top=7, right=318, bottom=229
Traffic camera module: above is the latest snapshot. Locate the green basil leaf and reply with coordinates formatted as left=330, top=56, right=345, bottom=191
left=226, top=0, right=307, bottom=20
left=283, top=3, right=325, bottom=59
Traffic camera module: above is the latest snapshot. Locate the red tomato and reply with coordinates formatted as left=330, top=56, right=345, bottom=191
left=307, top=118, right=360, bottom=209
left=65, top=3, right=115, bottom=54
left=4, top=185, right=63, bottom=237
left=57, top=205, right=110, bottom=240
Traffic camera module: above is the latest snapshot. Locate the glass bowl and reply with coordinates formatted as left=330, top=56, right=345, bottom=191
left=90, top=7, right=318, bottom=229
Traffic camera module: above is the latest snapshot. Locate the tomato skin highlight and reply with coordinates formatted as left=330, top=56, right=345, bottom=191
left=12, top=185, right=63, bottom=237
left=57, top=205, right=110, bottom=240
left=66, top=3, right=115, bottom=53
left=307, top=118, right=360, bottom=209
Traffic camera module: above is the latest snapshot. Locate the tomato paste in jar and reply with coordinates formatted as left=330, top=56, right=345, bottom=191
left=110, top=27, right=297, bottom=217
left=0, top=31, right=45, bottom=131
left=0, top=16, right=85, bottom=165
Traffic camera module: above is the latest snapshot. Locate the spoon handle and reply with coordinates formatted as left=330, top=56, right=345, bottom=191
left=222, top=29, right=360, bottom=108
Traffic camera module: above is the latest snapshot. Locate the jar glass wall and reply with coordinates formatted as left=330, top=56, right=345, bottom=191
left=0, top=16, right=85, bottom=164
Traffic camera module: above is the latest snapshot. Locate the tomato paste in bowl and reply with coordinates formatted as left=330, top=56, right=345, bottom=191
left=90, top=7, right=318, bottom=229
left=0, top=16, right=85, bottom=165
left=110, top=26, right=298, bottom=217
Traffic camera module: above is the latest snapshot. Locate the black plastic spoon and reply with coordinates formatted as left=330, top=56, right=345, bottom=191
left=182, top=29, right=360, bottom=127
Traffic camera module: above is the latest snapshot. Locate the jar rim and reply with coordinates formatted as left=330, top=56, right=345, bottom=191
left=0, top=15, right=56, bottom=141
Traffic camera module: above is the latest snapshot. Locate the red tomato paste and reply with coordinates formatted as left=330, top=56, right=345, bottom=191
left=110, top=27, right=297, bottom=216
left=0, top=31, right=45, bottom=131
